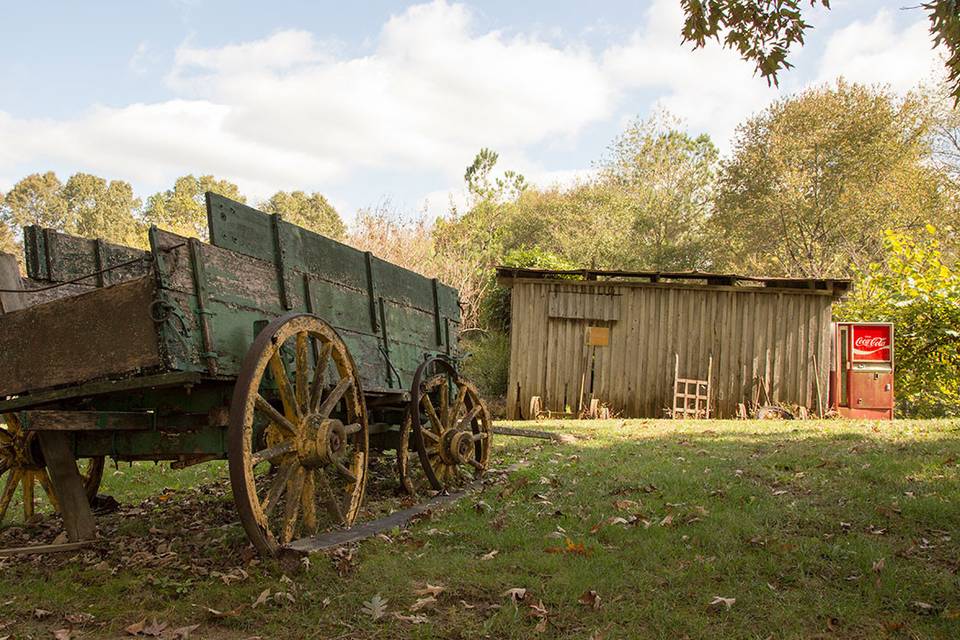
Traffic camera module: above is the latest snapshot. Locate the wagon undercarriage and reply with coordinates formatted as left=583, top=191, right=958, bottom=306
left=0, top=193, right=492, bottom=555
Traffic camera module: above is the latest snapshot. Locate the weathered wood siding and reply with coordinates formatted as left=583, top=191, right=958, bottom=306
left=506, top=280, right=834, bottom=418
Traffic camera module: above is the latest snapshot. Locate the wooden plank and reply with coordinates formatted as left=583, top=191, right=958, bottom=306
left=22, top=226, right=149, bottom=286
left=0, top=541, right=93, bottom=557
left=37, top=431, right=96, bottom=542
left=22, top=410, right=155, bottom=431
left=0, top=276, right=162, bottom=397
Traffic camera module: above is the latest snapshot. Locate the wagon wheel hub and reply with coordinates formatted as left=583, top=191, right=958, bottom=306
left=297, top=415, right=349, bottom=469
left=440, top=429, right=475, bottom=466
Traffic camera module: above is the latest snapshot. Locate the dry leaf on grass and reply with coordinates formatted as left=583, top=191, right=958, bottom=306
left=410, top=597, right=436, bottom=612
left=414, top=584, right=444, bottom=597
left=125, top=618, right=147, bottom=636
left=393, top=612, right=428, bottom=624
left=480, top=549, right=499, bottom=560
left=52, top=629, right=72, bottom=640
left=170, top=624, right=200, bottom=639
left=142, top=620, right=168, bottom=637
left=503, top=588, right=527, bottom=603
left=708, top=596, right=736, bottom=611
left=198, top=605, right=245, bottom=619
left=251, top=588, right=271, bottom=609
left=578, top=590, right=602, bottom=609
left=34, top=609, right=52, bottom=620
left=64, top=614, right=93, bottom=625
left=659, top=514, right=674, bottom=527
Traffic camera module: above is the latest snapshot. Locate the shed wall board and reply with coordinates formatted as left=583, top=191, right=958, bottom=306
left=506, top=280, right=834, bottom=419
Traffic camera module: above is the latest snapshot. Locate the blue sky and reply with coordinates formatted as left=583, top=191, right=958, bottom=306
left=0, top=1, right=944, bottom=221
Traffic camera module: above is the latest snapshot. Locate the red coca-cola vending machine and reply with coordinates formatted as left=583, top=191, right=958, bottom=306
left=830, top=322, right=895, bottom=419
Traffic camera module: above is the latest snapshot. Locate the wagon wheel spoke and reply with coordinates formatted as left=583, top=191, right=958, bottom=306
left=316, top=468, right=346, bottom=523
left=280, top=467, right=306, bottom=544
left=449, top=385, right=466, bottom=431
left=309, top=342, right=333, bottom=413
left=439, top=382, right=450, bottom=430
left=252, top=440, right=295, bottom=466
left=22, top=471, right=35, bottom=520
left=262, top=463, right=297, bottom=517
left=419, top=427, right=441, bottom=443
left=421, top=396, right=445, bottom=434
left=316, top=377, right=353, bottom=420
left=457, top=404, right=483, bottom=430
left=38, top=469, right=60, bottom=512
left=254, top=395, right=298, bottom=436
left=300, top=470, right=318, bottom=536
left=0, top=469, right=21, bottom=523
left=472, top=432, right=489, bottom=442
left=295, top=332, right=309, bottom=415
left=334, top=461, right=357, bottom=483
left=268, top=351, right=300, bottom=422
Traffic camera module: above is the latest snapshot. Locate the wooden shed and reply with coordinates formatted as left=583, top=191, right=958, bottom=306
left=497, top=267, right=852, bottom=419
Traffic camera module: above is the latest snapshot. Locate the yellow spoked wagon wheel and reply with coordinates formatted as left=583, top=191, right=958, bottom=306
left=228, top=313, right=369, bottom=557
left=397, top=359, right=491, bottom=495
left=0, top=414, right=104, bottom=524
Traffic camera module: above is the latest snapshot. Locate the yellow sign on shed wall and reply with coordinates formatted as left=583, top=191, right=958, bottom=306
left=586, top=326, right=610, bottom=346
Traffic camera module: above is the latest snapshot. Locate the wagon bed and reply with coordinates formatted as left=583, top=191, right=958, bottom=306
left=0, top=193, right=491, bottom=556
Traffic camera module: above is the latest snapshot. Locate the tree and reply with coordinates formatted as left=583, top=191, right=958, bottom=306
left=144, top=175, right=244, bottom=239
left=712, top=81, right=945, bottom=277
left=259, top=191, right=346, bottom=239
left=63, top=173, right=144, bottom=248
left=836, top=227, right=960, bottom=417
left=595, top=113, right=718, bottom=270
left=0, top=172, right=69, bottom=230
left=680, top=1, right=960, bottom=102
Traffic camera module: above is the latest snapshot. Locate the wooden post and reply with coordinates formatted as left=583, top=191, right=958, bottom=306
left=36, top=432, right=96, bottom=541
left=705, top=355, right=713, bottom=419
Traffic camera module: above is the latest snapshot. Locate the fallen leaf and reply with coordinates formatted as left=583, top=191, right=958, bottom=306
left=34, top=609, right=52, bottom=620
left=414, top=584, right=444, bottom=597
left=362, top=594, right=389, bottom=620
left=200, top=605, right=244, bottom=619
left=52, top=629, right=72, bottom=640
left=142, top=620, right=168, bottom=637
left=170, top=624, right=200, bottom=639
left=708, top=596, right=736, bottom=611
left=64, top=613, right=94, bottom=625
left=125, top=618, right=147, bottom=636
left=911, top=601, right=937, bottom=615
left=578, top=590, right=602, bottom=609
left=410, top=596, right=436, bottom=612
left=872, top=558, right=885, bottom=573
left=252, top=588, right=271, bottom=609
left=480, top=549, right=499, bottom=560
left=393, top=612, right=428, bottom=624
left=613, top=499, right=639, bottom=511
left=659, top=514, right=674, bottom=527
left=503, top=588, right=527, bottom=603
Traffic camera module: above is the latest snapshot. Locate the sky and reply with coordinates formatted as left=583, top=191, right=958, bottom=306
left=0, top=0, right=946, bottom=221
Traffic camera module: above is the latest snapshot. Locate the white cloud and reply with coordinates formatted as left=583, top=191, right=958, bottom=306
left=602, top=0, right=780, bottom=148
left=816, top=9, right=943, bottom=92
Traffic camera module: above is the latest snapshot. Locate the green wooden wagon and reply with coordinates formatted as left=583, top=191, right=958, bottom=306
left=0, top=193, right=492, bottom=556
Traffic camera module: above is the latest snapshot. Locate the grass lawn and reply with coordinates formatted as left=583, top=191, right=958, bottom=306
left=1, top=418, right=958, bottom=639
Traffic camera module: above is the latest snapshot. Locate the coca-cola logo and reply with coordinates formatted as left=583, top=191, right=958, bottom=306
left=854, top=336, right=888, bottom=348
